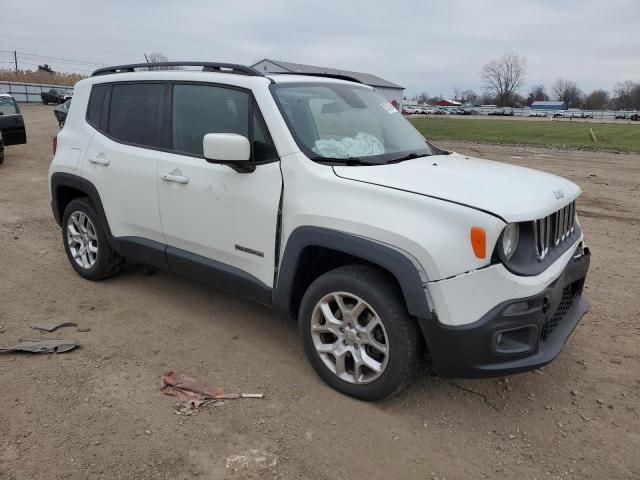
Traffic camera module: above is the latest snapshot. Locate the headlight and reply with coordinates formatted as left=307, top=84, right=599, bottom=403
left=501, top=223, right=520, bottom=260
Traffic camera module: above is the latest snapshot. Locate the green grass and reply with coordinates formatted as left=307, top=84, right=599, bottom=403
left=409, top=117, right=640, bottom=153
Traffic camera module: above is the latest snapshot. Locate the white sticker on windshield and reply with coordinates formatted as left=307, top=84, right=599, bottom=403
left=380, top=102, right=397, bottom=114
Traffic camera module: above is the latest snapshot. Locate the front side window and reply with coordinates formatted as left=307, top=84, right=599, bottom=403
left=0, top=96, right=18, bottom=116
left=107, top=83, right=164, bottom=147
left=272, top=83, right=432, bottom=164
left=172, top=84, right=249, bottom=156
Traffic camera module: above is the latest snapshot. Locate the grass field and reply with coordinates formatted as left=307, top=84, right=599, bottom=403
left=410, top=117, right=640, bottom=153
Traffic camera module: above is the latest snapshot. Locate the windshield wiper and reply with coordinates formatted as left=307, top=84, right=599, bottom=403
left=310, top=156, right=375, bottom=166
left=385, top=152, right=431, bottom=164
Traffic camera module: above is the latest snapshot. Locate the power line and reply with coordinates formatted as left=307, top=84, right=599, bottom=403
left=0, top=34, right=141, bottom=60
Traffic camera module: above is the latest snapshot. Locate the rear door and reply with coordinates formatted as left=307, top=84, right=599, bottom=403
left=82, top=82, right=166, bottom=245
left=0, top=96, right=26, bottom=145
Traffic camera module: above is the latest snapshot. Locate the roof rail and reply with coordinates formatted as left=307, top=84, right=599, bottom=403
left=268, top=72, right=362, bottom=84
left=91, top=62, right=264, bottom=77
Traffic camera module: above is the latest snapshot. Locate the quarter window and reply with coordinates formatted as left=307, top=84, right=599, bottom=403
left=107, top=83, right=164, bottom=147
left=86, top=84, right=107, bottom=128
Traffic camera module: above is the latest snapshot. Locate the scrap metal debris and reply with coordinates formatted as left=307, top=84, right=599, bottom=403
left=0, top=338, right=79, bottom=354
left=31, top=321, right=77, bottom=332
left=161, top=371, right=264, bottom=413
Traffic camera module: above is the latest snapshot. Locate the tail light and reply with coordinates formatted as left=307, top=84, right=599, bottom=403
left=52, top=136, right=57, bottom=155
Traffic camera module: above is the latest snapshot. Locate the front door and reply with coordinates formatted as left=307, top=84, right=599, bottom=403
left=157, top=83, right=282, bottom=289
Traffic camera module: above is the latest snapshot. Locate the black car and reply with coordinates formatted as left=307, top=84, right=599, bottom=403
left=54, top=99, right=71, bottom=128
left=0, top=94, right=27, bottom=163
left=41, top=88, right=71, bottom=105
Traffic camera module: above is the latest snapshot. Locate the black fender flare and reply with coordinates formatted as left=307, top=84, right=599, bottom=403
left=50, top=172, right=168, bottom=268
left=273, top=226, right=431, bottom=320
left=50, top=172, right=113, bottom=237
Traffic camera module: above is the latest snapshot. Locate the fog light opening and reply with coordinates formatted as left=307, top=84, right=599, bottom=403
left=494, top=325, right=537, bottom=354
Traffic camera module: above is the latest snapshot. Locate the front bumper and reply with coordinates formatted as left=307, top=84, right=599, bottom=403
left=420, top=247, right=590, bottom=378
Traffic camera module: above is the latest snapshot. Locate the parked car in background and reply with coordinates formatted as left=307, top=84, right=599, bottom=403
left=417, top=106, right=435, bottom=114
left=614, top=112, right=627, bottom=119
left=0, top=93, right=27, bottom=162
left=402, top=107, right=417, bottom=115
left=41, top=88, right=72, bottom=105
left=54, top=99, right=71, bottom=128
left=527, top=111, right=547, bottom=117
left=630, top=113, right=640, bottom=121
left=488, top=108, right=504, bottom=116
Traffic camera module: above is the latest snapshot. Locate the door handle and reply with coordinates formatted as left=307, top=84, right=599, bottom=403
left=160, top=172, right=189, bottom=184
left=88, top=156, right=110, bottom=166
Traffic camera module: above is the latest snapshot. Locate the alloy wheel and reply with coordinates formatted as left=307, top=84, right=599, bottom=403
left=310, top=292, right=389, bottom=384
left=66, top=211, right=99, bottom=269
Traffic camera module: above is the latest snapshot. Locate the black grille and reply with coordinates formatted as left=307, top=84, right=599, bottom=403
left=541, top=286, right=574, bottom=341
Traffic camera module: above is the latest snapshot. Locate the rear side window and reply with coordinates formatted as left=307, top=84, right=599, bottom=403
left=86, top=84, right=107, bottom=128
left=172, top=84, right=249, bottom=156
left=107, top=83, right=165, bottom=148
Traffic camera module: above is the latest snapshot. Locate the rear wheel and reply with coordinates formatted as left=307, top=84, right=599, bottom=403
left=299, top=265, right=421, bottom=400
left=61, top=198, right=123, bottom=280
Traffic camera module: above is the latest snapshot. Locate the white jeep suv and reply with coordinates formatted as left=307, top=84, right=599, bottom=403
left=49, top=62, right=590, bottom=400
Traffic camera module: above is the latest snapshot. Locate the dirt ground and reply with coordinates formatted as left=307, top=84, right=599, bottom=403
left=1, top=105, right=638, bottom=480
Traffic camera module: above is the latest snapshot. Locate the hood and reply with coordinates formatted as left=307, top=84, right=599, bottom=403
left=333, top=152, right=581, bottom=223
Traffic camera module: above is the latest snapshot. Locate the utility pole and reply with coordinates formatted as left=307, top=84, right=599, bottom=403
left=13, top=50, right=18, bottom=72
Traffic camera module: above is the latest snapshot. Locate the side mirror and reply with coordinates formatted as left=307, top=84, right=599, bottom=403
left=203, top=133, right=250, bottom=162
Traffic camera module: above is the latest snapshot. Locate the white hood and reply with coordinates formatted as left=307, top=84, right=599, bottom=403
left=333, top=152, right=581, bottom=223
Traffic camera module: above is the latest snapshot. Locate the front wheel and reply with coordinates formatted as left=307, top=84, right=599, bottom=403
left=299, top=265, right=421, bottom=400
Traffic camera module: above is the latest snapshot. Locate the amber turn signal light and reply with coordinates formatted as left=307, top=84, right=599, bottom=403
left=470, top=227, right=486, bottom=259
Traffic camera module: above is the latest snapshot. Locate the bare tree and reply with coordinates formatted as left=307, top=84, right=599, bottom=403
left=480, top=52, right=527, bottom=107
left=584, top=89, right=610, bottom=110
left=460, top=89, right=478, bottom=104
left=146, top=52, right=172, bottom=70
left=551, top=79, right=584, bottom=108
left=416, top=92, right=429, bottom=104
left=612, top=80, right=640, bottom=110
left=526, top=84, right=549, bottom=105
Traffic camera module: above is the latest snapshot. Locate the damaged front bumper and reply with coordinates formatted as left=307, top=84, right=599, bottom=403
left=420, top=246, right=590, bottom=378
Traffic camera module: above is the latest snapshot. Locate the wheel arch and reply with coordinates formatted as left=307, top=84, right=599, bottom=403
left=273, top=226, right=432, bottom=322
left=50, top=172, right=112, bottom=238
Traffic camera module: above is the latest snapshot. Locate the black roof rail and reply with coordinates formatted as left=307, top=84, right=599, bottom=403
left=268, top=71, right=362, bottom=84
left=91, top=62, right=264, bottom=77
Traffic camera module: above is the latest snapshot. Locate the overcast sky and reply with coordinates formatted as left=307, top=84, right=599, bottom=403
left=2, top=0, right=638, bottom=97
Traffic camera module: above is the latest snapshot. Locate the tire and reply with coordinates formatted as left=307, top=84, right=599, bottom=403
left=43, top=99, right=48, bottom=105
left=61, top=198, right=123, bottom=280
left=299, top=265, right=421, bottom=400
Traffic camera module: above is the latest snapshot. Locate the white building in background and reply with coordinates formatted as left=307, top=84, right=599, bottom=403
left=252, top=59, right=405, bottom=108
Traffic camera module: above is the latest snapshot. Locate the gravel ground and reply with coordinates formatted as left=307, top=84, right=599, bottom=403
left=0, top=105, right=638, bottom=480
